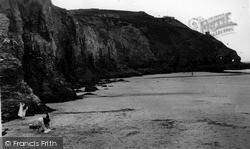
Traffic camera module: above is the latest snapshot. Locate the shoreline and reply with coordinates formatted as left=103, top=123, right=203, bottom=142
left=2, top=70, right=250, bottom=124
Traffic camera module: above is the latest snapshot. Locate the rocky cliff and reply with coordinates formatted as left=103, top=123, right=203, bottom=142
left=0, top=0, right=241, bottom=122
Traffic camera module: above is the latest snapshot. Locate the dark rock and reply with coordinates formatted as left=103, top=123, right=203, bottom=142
left=0, top=0, right=56, bottom=122
left=85, top=86, right=98, bottom=92
left=104, top=79, right=111, bottom=83
left=2, top=128, right=10, bottom=136
left=116, top=79, right=125, bottom=82
left=70, top=9, right=241, bottom=74
left=84, top=93, right=96, bottom=96
left=74, top=89, right=83, bottom=93
left=0, top=0, right=242, bottom=122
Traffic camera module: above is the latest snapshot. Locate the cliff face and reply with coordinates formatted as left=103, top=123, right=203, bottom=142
left=0, top=0, right=241, bottom=122
left=0, top=0, right=54, bottom=122
left=70, top=9, right=241, bottom=74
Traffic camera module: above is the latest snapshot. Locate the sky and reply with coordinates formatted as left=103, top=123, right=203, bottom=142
left=52, top=0, right=250, bottom=62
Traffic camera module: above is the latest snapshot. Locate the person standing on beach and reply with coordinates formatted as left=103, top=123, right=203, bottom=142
left=18, top=102, right=28, bottom=119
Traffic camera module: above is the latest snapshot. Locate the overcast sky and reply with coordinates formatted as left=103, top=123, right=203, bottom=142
left=52, top=0, right=250, bottom=62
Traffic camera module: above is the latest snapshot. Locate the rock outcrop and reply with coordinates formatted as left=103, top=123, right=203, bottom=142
left=0, top=7, right=53, bottom=122
left=70, top=9, right=241, bottom=74
left=0, top=0, right=241, bottom=122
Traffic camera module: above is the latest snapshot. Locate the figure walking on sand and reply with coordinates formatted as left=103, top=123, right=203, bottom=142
left=18, top=102, right=28, bottom=119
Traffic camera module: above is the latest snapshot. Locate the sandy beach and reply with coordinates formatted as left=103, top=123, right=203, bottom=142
left=3, top=72, right=250, bottom=149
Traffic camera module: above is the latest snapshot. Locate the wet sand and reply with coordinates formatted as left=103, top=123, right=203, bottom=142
left=3, top=72, right=250, bottom=149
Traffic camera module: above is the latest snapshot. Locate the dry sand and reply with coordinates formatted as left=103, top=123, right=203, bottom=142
left=3, top=72, right=250, bottom=149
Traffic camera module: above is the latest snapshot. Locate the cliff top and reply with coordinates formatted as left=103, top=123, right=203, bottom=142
left=70, top=9, right=188, bottom=29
